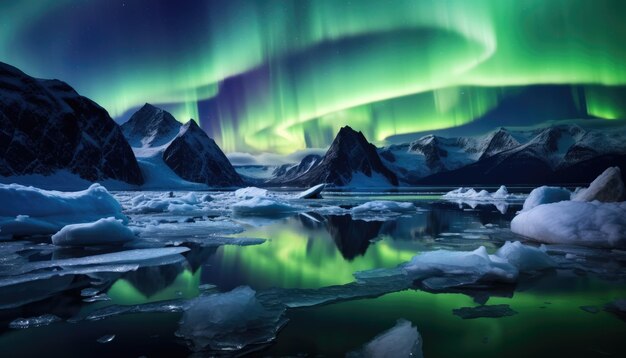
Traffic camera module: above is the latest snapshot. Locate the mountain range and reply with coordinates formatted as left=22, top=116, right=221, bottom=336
left=1, top=60, right=625, bottom=189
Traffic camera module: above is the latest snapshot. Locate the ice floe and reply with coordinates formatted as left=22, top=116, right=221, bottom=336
left=234, top=187, right=268, bottom=199
left=351, top=201, right=415, bottom=214
left=356, top=241, right=555, bottom=291
left=232, top=197, right=301, bottom=216
left=9, top=314, right=62, bottom=329
left=51, top=217, right=135, bottom=246
left=443, top=186, right=522, bottom=201
left=176, top=286, right=287, bottom=353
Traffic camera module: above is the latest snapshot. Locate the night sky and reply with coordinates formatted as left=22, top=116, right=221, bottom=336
left=1, top=0, right=625, bottom=153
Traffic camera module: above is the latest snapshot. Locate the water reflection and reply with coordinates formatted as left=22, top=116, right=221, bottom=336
left=204, top=203, right=515, bottom=290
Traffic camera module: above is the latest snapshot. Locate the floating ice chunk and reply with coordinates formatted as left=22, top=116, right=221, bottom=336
left=452, top=304, right=517, bottom=319
left=176, top=286, right=287, bottom=352
left=51, top=217, right=135, bottom=246
left=494, top=241, right=556, bottom=271
left=0, top=247, right=190, bottom=279
left=166, top=203, right=198, bottom=213
left=297, top=184, right=325, bottom=199
left=234, top=187, right=268, bottom=199
left=511, top=201, right=626, bottom=248
left=0, top=183, right=125, bottom=238
left=347, top=319, right=423, bottom=358
left=443, top=186, right=522, bottom=201
left=83, top=293, right=111, bottom=303
left=97, top=334, right=116, bottom=343
left=351, top=201, right=415, bottom=214
left=9, top=314, right=62, bottom=329
left=572, top=167, right=626, bottom=202
left=81, top=287, right=100, bottom=297
left=232, top=197, right=300, bottom=216
left=402, top=246, right=518, bottom=286
left=522, top=186, right=571, bottom=211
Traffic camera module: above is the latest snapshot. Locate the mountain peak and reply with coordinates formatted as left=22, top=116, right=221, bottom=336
left=274, top=126, right=398, bottom=186
left=121, top=104, right=181, bottom=147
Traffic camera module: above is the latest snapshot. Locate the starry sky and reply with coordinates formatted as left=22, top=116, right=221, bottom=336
left=1, top=0, right=625, bottom=153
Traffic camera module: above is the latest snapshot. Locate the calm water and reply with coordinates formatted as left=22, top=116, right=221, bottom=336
left=1, top=192, right=625, bottom=357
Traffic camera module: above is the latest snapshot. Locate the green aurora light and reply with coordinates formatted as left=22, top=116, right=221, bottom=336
left=1, top=0, right=625, bottom=152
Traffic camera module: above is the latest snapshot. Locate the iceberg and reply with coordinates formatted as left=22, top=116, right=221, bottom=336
left=51, top=217, right=135, bottom=246
left=296, top=183, right=325, bottom=199
left=443, top=186, right=522, bottom=201
left=351, top=201, right=415, bottom=214
left=0, top=183, right=125, bottom=238
left=234, top=187, right=268, bottom=199
left=511, top=201, right=626, bottom=249
left=522, top=186, right=572, bottom=211
left=347, top=319, right=423, bottom=358
left=572, top=167, right=625, bottom=203
left=232, top=197, right=300, bottom=216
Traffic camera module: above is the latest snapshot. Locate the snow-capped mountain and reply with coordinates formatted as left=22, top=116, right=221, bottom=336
left=410, top=125, right=626, bottom=185
left=120, top=105, right=242, bottom=188
left=0, top=61, right=143, bottom=186
left=163, top=120, right=243, bottom=187
left=273, top=126, right=398, bottom=187
left=268, top=154, right=322, bottom=185
left=121, top=103, right=180, bottom=148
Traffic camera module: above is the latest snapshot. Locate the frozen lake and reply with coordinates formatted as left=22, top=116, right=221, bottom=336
left=1, top=190, right=625, bottom=357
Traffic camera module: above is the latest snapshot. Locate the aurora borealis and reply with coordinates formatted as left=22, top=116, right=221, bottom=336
left=1, top=0, right=625, bottom=153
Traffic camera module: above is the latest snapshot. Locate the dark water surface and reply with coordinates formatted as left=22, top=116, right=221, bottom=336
left=0, top=192, right=625, bottom=357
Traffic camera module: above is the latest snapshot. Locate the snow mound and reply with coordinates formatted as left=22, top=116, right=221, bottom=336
left=297, top=183, right=325, bottom=199
left=232, top=197, right=300, bottom=216
left=443, top=186, right=521, bottom=201
left=176, top=286, right=286, bottom=352
left=234, top=187, right=268, bottom=199
left=0, top=183, right=125, bottom=238
left=347, top=319, right=423, bottom=358
left=522, top=186, right=572, bottom=211
left=572, top=167, right=626, bottom=203
left=511, top=201, right=626, bottom=248
left=351, top=201, right=415, bottom=214
left=51, top=217, right=135, bottom=246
